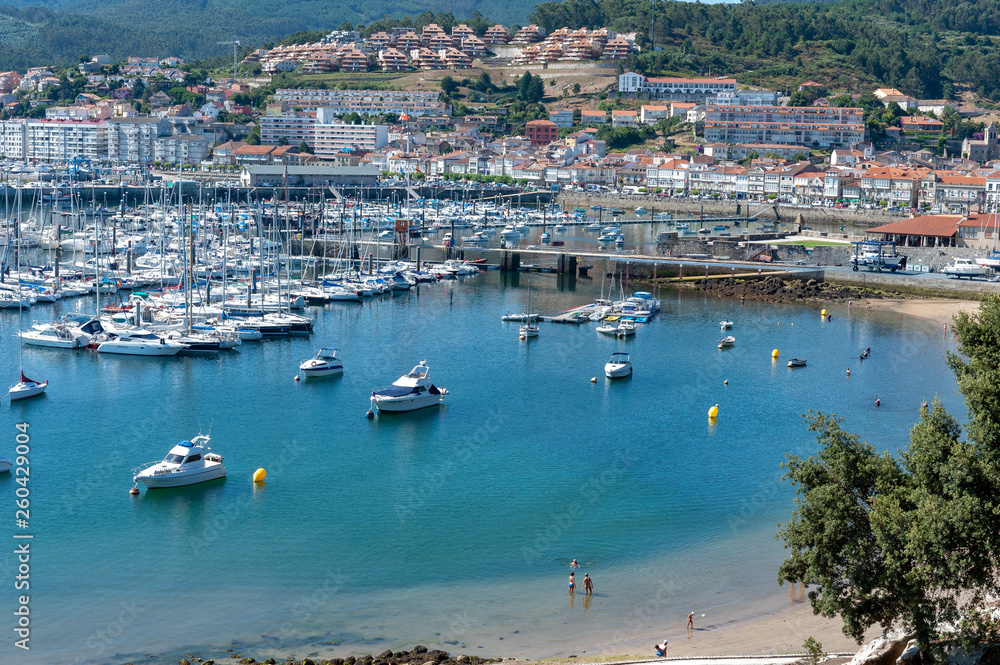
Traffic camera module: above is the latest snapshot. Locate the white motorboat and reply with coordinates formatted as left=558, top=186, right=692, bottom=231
left=596, top=321, right=618, bottom=334
left=133, top=434, right=227, bottom=489
left=299, top=347, right=344, bottom=377
left=519, top=323, right=540, bottom=338
left=942, top=258, right=988, bottom=279
left=0, top=457, right=11, bottom=473
left=18, top=324, right=91, bottom=349
left=720, top=320, right=734, bottom=329
left=605, top=352, right=633, bottom=378
left=96, top=329, right=185, bottom=356
left=617, top=320, right=636, bottom=337
left=8, top=372, right=48, bottom=401
left=718, top=335, right=736, bottom=349
left=371, top=360, right=448, bottom=412
left=787, top=358, right=807, bottom=367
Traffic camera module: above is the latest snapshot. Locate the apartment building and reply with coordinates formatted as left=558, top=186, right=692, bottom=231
left=106, top=117, right=168, bottom=163
left=153, top=134, right=209, bottom=164
left=272, top=88, right=449, bottom=116
left=0, top=120, right=26, bottom=160
left=26, top=119, right=107, bottom=162
left=703, top=104, right=865, bottom=147
left=618, top=73, right=737, bottom=101
left=259, top=111, right=316, bottom=146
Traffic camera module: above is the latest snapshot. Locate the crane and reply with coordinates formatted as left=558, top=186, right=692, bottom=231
left=216, top=37, right=240, bottom=79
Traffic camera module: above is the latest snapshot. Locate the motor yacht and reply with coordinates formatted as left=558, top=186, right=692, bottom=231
left=616, top=320, right=636, bottom=337
left=133, top=434, right=227, bottom=489
left=19, top=324, right=91, bottom=349
left=299, top=347, right=344, bottom=377
left=718, top=335, right=736, bottom=349
left=720, top=320, right=734, bottom=329
left=96, top=329, right=185, bottom=356
left=605, top=352, right=632, bottom=378
left=371, top=360, right=447, bottom=412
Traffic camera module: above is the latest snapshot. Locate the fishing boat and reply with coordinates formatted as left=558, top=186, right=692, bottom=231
left=299, top=347, right=344, bottom=377
left=132, top=434, right=227, bottom=489
left=787, top=358, right=807, bottom=367
left=718, top=336, right=735, bottom=349
left=370, top=360, right=448, bottom=412
left=604, top=352, right=632, bottom=378
left=942, top=258, right=988, bottom=279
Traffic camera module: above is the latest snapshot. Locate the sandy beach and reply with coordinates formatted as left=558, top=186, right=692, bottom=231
left=515, top=592, right=880, bottom=665
left=863, top=298, right=979, bottom=326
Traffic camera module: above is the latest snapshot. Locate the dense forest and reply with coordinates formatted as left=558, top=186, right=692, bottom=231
left=1, top=0, right=1000, bottom=103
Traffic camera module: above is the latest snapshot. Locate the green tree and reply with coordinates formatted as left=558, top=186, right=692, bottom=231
left=298, top=141, right=313, bottom=154
left=246, top=126, right=261, bottom=145
left=780, top=295, right=1000, bottom=659
left=440, top=76, right=459, bottom=97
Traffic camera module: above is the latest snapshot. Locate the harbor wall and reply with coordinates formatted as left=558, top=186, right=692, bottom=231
left=555, top=192, right=910, bottom=229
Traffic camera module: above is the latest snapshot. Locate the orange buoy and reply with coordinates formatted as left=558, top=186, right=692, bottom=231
left=129, top=486, right=140, bottom=495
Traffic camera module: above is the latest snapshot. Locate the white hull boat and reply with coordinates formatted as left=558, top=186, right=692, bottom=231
left=97, top=330, right=185, bottom=356
left=617, top=320, right=636, bottom=337
left=19, top=326, right=90, bottom=349
left=718, top=336, right=736, bottom=349
left=942, top=258, right=988, bottom=279
left=605, top=352, right=632, bottom=378
left=519, top=324, right=539, bottom=338
left=8, top=373, right=48, bottom=401
left=300, top=347, right=344, bottom=377
left=371, top=360, right=447, bottom=413
left=133, top=434, right=227, bottom=489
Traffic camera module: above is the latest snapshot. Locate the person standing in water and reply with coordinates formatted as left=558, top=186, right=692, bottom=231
left=583, top=573, right=593, bottom=595
left=568, top=572, right=576, bottom=594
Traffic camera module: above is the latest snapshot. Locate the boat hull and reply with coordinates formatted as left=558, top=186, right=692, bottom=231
left=98, top=342, right=182, bottom=356
left=137, top=463, right=227, bottom=488
left=9, top=381, right=48, bottom=401
left=373, top=394, right=441, bottom=412
left=301, top=364, right=343, bottom=377
left=605, top=363, right=632, bottom=378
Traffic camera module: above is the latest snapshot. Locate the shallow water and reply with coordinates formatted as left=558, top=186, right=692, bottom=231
left=0, top=271, right=962, bottom=664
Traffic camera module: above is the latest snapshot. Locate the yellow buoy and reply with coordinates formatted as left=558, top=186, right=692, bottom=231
left=821, top=309, right=827, bottom=317
left=253, top=468, right=267, bottom=482
left=724, top=379, right=728, bottom=385
left=772, top=349, right=779, bottom=359
left=708, top=404, right=719, bottom=419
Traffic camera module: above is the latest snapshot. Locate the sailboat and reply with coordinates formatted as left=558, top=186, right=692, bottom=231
left=7, top=193, right=48, bottom=402
left=519, top=273, right=540, bottom=339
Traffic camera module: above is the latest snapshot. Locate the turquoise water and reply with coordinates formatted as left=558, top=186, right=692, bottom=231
left=0, top=272, right=963, bottom=664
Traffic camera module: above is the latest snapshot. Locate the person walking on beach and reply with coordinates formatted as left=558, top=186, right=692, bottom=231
left=568, top=572, right=576, bottom=594
left=687, top=612, right=694, bottom=638
left=583, top=573, right=593, bottom=595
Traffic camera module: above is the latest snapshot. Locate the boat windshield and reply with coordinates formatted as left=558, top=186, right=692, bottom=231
left=163, top=453, right=185, bottom=464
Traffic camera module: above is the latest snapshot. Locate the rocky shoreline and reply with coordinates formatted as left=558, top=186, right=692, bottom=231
left=164, top=646, right=501, bottom=665
left=669, top=275, right=908, bottom=303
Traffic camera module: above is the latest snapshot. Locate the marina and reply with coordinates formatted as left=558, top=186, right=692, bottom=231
left=0, top=256, right=965, bottom=664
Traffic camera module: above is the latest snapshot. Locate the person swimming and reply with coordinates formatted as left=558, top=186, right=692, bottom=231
left=570, top=559, right=579, bottom=568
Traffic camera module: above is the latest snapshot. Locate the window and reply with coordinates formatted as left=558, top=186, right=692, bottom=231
left=164, top=453, right=185, bottom=464
left=184, top=454, right=201, bottom=464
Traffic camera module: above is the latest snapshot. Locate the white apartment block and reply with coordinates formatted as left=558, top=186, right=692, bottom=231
left=106, top=118, right=168, bottom=164
left=260, top=112, right=316, bottom=146
left=153, top=134, right=209, bottom=164
left=26, top=119, right=106, bottom=162
left=0, top=120, right=26, bottom=160
left=703, top=104, right=865, bottom=147
left=619, top=73, right=737, bottom=101
left=272, top=88, right=448, bottom=116
left=313, top=122, right=388, bottom=156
